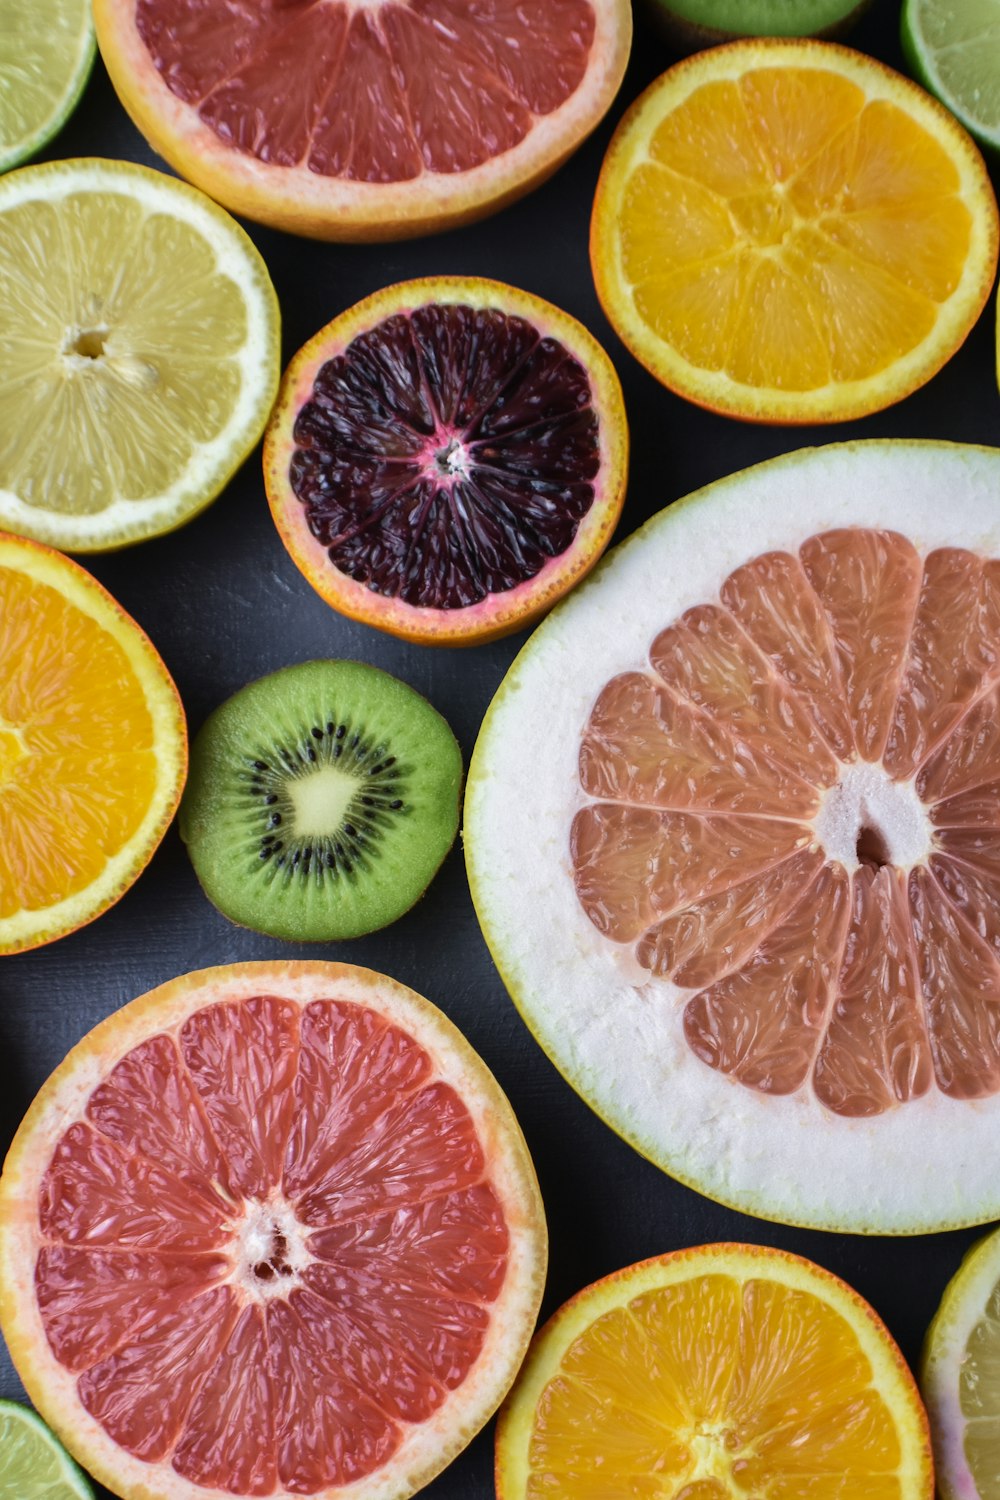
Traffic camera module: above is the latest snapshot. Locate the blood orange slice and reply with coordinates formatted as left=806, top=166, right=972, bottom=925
left=466, top=440, right=1000, bottom=1234
left=264, top=279, right=628, bottom=646
left=0, top=961, right=546, bottom=1500
left=91, top=0, right=632, bottom=241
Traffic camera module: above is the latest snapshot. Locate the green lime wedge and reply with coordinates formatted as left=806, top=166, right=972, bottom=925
left=903, top=0, right=1000, bottom=151
left=645, top=0, right=870, bottom=44
left=0, top=0, right=95, bottom=174
left=0, top=1401, right=93, bottom=1499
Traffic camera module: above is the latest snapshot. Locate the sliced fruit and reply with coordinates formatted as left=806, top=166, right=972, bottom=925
left=91, top=0, right=632, bottom=242
left=265, top=278, right=628, bottom=645
left=591, top=40, right=998, bottom=424
left=0, top=961, right=547, bottom=1500
left=903, top=0, right=1000, bottom=154
left=0, top=0, right=95, bottom=174
left=646, top=0, right=871, bottom=50
left=0, top=531, right=186, bottom=956
left=0, top=158, right=280, bottom=550
left=922, top=1224, right=1000, bottom=1500
left=497, top=1243, right=932, bottom=1500
left=179, top=660, right=463, bottom=940
left=466, top=440, right=1000, bottom=1234
left=0, top=1401, right=94, bottom=1500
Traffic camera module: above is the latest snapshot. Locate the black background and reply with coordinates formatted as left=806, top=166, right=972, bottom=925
left=3, top=1, right=998, bottom=1495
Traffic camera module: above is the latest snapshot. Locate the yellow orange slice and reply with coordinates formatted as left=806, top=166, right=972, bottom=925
left=0, top=532, right=186, bottom=954
left=497, top=1243, right=932, bottom=1500
left=591, top=41, right=998, bottom=423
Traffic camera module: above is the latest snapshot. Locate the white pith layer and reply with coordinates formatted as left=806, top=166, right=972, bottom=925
left=812, top=764, right=931, bottom=871
left=466, top=440, right=1000, bottom=1235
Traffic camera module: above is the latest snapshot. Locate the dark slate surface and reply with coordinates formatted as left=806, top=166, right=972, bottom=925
left=2, top=1, right=997, bottom=1495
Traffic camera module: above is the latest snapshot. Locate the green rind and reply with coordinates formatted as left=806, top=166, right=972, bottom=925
left=181, top=660, right=463, bottom=941
left=466, top=437, right=1000, bottom=1238
left=645, top=0, right=870, bottom=48
left=0, top=6, right=96, bottom=174
left=902, top=0, right=1000, bottom=153
left=0, top=1400, right=94, bottom=1499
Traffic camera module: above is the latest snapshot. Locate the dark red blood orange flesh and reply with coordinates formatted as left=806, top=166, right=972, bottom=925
left=135, top=0, right=595, bottom=181
left=1, top=966, right=545, bottom=1500
left=573, top=527, right=1000, bottom=1119
left=265, top=281, right=628, bottom=644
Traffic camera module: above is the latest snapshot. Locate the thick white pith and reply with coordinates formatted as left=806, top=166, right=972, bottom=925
left=466, top=441, right=1000, bottom=1235
left=812, top=764, right=931, bottom=871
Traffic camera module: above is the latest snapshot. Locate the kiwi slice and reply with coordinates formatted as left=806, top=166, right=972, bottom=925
left=179, top=660, right=462, bottom=941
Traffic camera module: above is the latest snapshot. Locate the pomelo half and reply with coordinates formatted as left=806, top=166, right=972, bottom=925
left=466, top=440, right=1000, bottom=1235
left=0, top=961, right=547, bottom=1499
left=91, top=0, right=632, bottom=242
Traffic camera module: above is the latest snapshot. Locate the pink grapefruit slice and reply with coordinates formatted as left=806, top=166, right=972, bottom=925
left=91, top=0, right=632, bottom=241
left=466, top=439, right=1000, bottom=1234
left=0, top=961, right=546, bottom=1499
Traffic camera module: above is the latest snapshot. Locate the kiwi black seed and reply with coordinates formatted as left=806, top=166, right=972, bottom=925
left=178, top=660, right=463, bottom=941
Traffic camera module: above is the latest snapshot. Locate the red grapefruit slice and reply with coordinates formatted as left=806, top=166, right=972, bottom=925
left=0, top=962, right=546, bottom=1499
left=466, top=440, right=1000, bottom=1234
left=91, top=0, right=632, bottom=241
left=264, top=279, right=628, bottom=645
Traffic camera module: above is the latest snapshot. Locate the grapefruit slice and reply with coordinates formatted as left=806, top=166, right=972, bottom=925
left=466, top=440, right=1000, bottom=1234
left=921, top=1224, right=1000, bottom=1500
left=0, top=532, right=186, bottom=956
left=0, top=961, right=546, bottom=1500
left=497, top=1244, right=933, bottom=1500
left=591, top=40, right=999, bottom=424
left=91, top=0, right=632, bottom=242
left=264, top=279, right=628, bottom=645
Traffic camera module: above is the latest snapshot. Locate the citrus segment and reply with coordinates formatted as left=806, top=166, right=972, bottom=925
left=0, top=159, right=279, bottom=550
left=466, top=442, right=1000, bottom=1231
left=497, top=1246, right=932, bottom=1500
left=0, top=1401, right=94, bottom=1500
left=0, top=962, right=546, bottom=1500
left=591, top=43, right=998, bottom=424
left=94, top=0, right=631, bottom=240
left=0, top=533, right=185, bottom=954
left=265, top=279, right=628, bottom=645
left=0, top=0, right=95, bottom=174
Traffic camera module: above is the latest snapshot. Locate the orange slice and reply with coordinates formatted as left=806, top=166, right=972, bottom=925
left=0, top=961, right=547, bottom=1500
left=0, top=532, right=186, bottom=954
left=496, top=1244, right=932, bottom=1500
left=591, top=40, right=999, bottom=423
left=92, top=0, right=632, bottom=241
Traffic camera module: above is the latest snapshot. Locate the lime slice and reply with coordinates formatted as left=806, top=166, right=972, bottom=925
left=922, top=1224, right=1000, bottom=1499
left=0, top=158, right=280, bottom=550
left=646, top=0, right=870, bottom=41
left=0, top=0, right=95, bottom=174
left=903, top=0, right=1000, bottom=151
left=0, top=1400, right=93, bottom=1499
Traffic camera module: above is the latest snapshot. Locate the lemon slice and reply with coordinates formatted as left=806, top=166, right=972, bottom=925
left=0, top=158, right=280, bottom=550
left=0, top=0, right=95, bottom=174
left=0, top=1401, right=93, bottom=1499
left=922, top=1225, right=1000, bottom=1499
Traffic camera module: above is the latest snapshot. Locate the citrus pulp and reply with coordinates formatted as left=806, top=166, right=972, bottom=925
left=466, top=440, right=1000, bottom=1234
left=591, top=40, right=998, bottom=424
left=0, top=1400, right=94, bottom=1500
left=0, top=0, right=95, bottom=174
left=0, top=531, right=186, bottom=956
left=0, top=961, right=547, bottom=1500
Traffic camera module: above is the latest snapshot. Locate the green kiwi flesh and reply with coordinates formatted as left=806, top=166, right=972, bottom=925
left=179, top=660, right=462, bottom=941
left=644, top=0, right=871, bottom=47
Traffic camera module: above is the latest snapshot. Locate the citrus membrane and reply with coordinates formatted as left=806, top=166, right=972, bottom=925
left=0, top=0, right=95, bottom=174
left=0, top=962, right=546, bottom=1500
left=903, top=0, right=1000, bottom=154
left=466, top=441, right=1000, bottom=1234
left=265, top=278, right=628, bottom=644
left=0, top=532, right=186, bottom=956
left=93, top=0, right=632, bottom=240
left=591, top=40, right=999, bottom=424
left=0, top=158, right=280, bottom=550
left=497, top=1245, right=932, bottom=1499
left=0, top=1400, right=94, bottom=1500
left=922, top=1225, right=1000, bottom=1500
